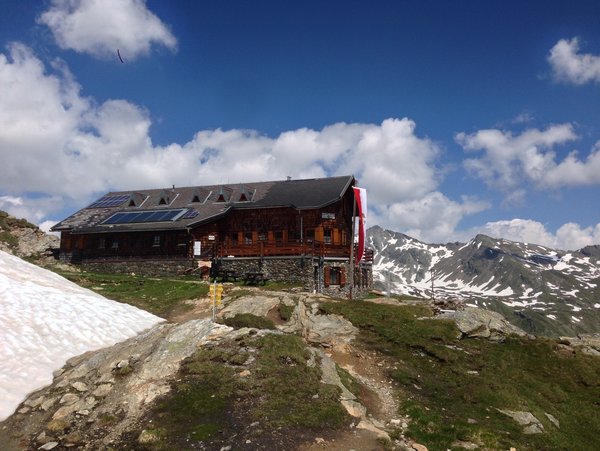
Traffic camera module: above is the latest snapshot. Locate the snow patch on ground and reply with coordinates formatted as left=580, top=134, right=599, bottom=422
left=0, top=251, right=163, bottom=421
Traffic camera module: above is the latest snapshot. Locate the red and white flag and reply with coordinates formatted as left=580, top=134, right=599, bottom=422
left=353, top=187, right=367, bottom=265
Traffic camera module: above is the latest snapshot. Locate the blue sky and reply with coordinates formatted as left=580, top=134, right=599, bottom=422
left=0, top=0, right=599, bottom=249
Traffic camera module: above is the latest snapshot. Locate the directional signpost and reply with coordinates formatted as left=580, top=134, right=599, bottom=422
left=209, top=281, right=224, bottom=321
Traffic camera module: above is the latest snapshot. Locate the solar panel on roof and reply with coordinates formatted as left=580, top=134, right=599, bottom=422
left=102, top=209, right=187, bottom=225
left=87, top=195, right=130, bottom=208
left=182, top=209, right=199, bottom=219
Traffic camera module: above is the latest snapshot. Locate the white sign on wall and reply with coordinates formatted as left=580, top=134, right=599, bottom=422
left=193, top=241, right=202, bottom=256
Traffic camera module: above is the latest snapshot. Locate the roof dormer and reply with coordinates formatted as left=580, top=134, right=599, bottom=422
left=158, top=189, right=177, bottom=206
left=215, top=186, right=231, bottom=203
left=127, top=192, right=147, bottom=208
left=190, top=188, right=210, bottom=204
left=237, top=186, right=254, bottom=202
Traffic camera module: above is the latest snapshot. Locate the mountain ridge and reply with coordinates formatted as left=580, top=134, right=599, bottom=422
left=368, top=225, right=600, bottom=336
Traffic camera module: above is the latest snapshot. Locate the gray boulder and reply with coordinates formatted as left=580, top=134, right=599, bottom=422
left=454, top=307, right=528, bottom=341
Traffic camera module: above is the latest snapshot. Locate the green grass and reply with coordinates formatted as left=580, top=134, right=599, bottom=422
left=145, top=347, right=238, bottom=448
left=0, top=230, right=18, bottom=248
left=320, top=300, right=600, bottom=451
left=54, top=270, right=208, bottom=317
left=132, top=334, right=349, bottom=449
left=278, top=301, right=296, bottom=321
left=252, top=334, right=349, bottom=429
left=0, top=210, right=37, bottom=230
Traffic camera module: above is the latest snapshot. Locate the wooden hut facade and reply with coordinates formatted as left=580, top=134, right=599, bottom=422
left=51, top=175, right=373, bottom=295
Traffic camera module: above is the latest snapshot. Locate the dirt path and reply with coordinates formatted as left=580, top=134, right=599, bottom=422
left=299, top=343, right=412, bottom=451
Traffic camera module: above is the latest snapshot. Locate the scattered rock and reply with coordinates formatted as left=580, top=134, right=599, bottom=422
left=412, top=443, right=428, bottom=451
left=25, top=396, right=45, bottom=408
left=35, top=432, right=48, bottom=444
left=64, top=431, right=84, bottom=445
left=341, top=399, right=366, bottom=418
left=59, top=393, right=79, bottom=405
left=138, top=429, right=162, bottom=444
left=46, top=418, right=70, bottom=433
left=558, top=334, right=600, bottom=357
left=71, top=382, right=88, bottom=392
left=92, top=383, right=113, bottom=397
left=545, top=412, right=560, bottom=428
left=356, top=419, right=389, bottom=440
left=498, top=409, right=544, bottom=434
left=38, top=442, right=59, bottom=450
left=453, top=308, right=528, bottom=341
left=41, top=398, right=57, bottom=411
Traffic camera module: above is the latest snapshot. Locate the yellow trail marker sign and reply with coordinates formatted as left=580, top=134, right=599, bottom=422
left=209, top=283, right=224, bottom=311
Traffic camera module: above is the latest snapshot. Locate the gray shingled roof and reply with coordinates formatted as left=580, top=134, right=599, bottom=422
left=51, top=175, right=355, bottom=234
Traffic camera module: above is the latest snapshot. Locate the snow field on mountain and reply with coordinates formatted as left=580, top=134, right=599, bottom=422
left=0, top=251, right=163, bottom=421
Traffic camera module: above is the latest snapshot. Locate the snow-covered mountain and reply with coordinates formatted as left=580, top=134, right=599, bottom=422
left=368, top=225, right=600, bottom=337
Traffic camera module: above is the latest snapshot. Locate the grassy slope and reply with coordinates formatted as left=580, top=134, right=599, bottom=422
left=320, top=301, right=600, bottom=451
left=54, top=270, right=208, bottom=317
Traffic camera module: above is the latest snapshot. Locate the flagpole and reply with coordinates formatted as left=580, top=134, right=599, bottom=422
left=349, top=191, right=356, bottom=301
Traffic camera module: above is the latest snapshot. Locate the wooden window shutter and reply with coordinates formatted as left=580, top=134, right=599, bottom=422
left=324, top=266, right=331, bottom=287
left=340, top=267, right=346, bottom=287
left=315, top=227, right=324, bottom=242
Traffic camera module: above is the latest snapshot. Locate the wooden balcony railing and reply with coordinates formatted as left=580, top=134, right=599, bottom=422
left=75, top=241, right=374, bottom=263
left=217, top=240, right=351, bottom=259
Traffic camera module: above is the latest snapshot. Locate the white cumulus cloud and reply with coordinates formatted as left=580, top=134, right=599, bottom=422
left=0, top=43, right=476, bottom=241
left=548, top=37, right=600, bottom=85
left=543, top=142, right=600, bottom=187
left=373, top=192, right=490, bottom=244
left=38, top=0, right=177, bottom=60
left=465, top=218, right=600, bottom=251
left=456, top=124, right=599, bottom=191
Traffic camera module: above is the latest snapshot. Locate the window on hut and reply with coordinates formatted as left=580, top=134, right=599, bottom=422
left=324, top=266, right=345, bottom=287
left=244, top=232, right=252, bottom=244
left=153, top=235, right=161, bottom=247
left=324, top=229, right=332, bottom=244
left=306, top=229, right=314, bottom=243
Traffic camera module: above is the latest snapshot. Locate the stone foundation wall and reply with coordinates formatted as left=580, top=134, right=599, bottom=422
left=217, top=257, right=313, bottom=287
left=78, top=256, right=373, bottom=298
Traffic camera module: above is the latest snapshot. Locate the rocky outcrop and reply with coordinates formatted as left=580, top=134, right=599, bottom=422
left=279, top=297, right=358, bottom=347
left=2, top=319, right=235, bottom=449
left=450, top=307, right=528, bottom=342
left=558, top=333, right=600, bottom=357
left=0, top=211, right=58, bottom=258
left=219, top=292, right=289, bottom=319
left=497, top=409, right=544, bottom=434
